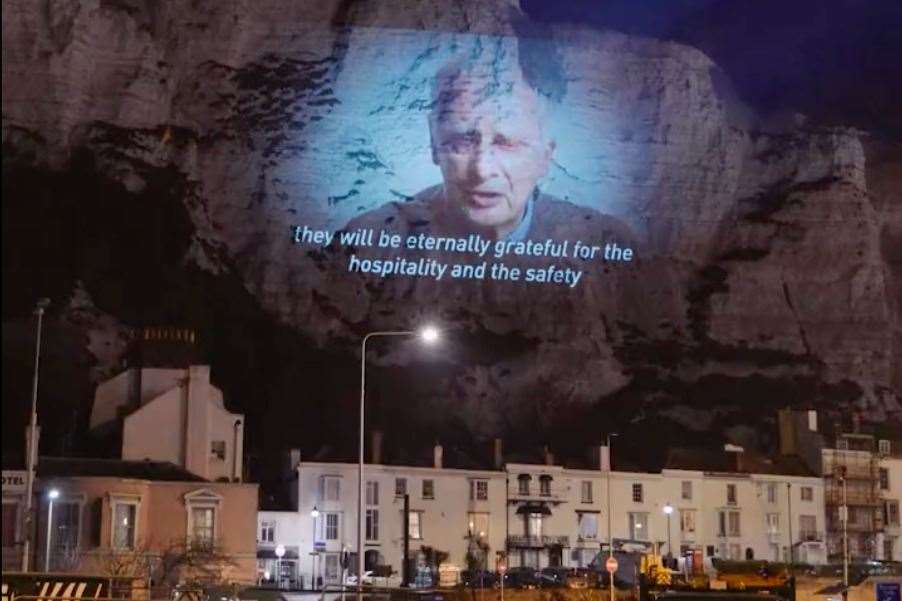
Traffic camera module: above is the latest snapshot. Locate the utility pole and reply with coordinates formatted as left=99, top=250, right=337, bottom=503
left=841, top=469, right=849, bottom=601
left=787, top=482, right=793, bottom=567
left=606, top=433, right=618, bottom=601
left=21, top=297, right=50, bottom=572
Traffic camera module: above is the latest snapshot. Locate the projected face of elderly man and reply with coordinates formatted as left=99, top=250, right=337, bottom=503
left=430, top=70, right=555, bottom=239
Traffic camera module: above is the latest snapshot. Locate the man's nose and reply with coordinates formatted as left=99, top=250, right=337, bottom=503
left=467, top=142, right=498, bottom=180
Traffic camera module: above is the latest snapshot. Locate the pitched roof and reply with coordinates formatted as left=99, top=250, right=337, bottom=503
left=37, top=456, right=207, bottom=482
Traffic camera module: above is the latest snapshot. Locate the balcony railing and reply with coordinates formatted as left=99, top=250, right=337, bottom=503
left=825, top=490, right=881, bottom=506
left=507, top=535, right=570, bottom=548
left=508, top=486, right=567, bottom=502
left=797, top=530, right=823, bottom=542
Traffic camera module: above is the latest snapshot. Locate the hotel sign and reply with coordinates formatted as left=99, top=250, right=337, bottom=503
left=1, top=470, right=27, bottom=493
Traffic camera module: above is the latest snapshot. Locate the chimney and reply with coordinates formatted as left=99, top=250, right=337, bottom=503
left=778, top=408, right=797, bottom=456
left=807, top=410, right=818, bottom=432
left=724, top=443, right=744, bottom=472
left=600, top=444, right=611, bottom=472
left=371, top=430, right=383, bottom=464
left=543, top=445, right=554, bottom=466
left=285, top=448, right=301, bottom=477
left=493, top=438, right=503, bottom=470
left=433, top=443, right=443, bottom=469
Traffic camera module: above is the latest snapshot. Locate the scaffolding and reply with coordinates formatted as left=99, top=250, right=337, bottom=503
left=823, top=439, right=881, bottom=561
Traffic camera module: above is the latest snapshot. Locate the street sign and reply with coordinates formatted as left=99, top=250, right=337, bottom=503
left=605, top=557, right=618, bottom=573
left=877, top=582, right=901, bottom=601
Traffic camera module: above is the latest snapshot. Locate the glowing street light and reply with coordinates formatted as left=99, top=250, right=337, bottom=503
left=45, top=488, right=60, bottom=570
left=357, top=326, right=439, bottom=597
left=663, top=503, right=674, bottom=559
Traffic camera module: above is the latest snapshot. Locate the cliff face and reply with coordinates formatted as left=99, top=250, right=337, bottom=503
left=2, top=0, right=899, bottom=457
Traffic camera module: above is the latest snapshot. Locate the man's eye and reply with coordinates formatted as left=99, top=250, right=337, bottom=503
left=443, top=134, right=477, bottom=152
left=493, top=135, right=520, bottom=149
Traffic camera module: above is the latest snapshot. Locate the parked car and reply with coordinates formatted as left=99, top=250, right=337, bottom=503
left=539, top=567, right=571, bottom=587
left=460, top=570, right=498, bottom=588
left=502, top=567, right=542, bottom=589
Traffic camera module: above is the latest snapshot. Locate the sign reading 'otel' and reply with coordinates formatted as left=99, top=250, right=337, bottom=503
left=1, top=470, right=27, bottom=493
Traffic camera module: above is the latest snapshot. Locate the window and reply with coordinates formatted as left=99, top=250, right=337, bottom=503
left=628, top=512, right=648, bottom=540
left=518, top=475, right=530, bottom=495
left=470, top=479, right=488, bottom=501
left=321, top=476, right=340, bottom=502
left=767, top=483, right=777, bottom=504
left=632, top=483, right=643, bottom=503
left=112, top=501, right=138, bottom=549
left=539, top=476, right=551, bottom=497
left=210, top=440, right=226, bottom=460
left=577, top=512, right=598, bottom=539
left=468, top=512, right=489, bottom=538
left=422, top=479, right=434, bottom=499
left=408, top=511, right=423, bottom=539
left=325, top=513, right=339, bottom=540
left=726, top=484, right=737, bottom=505
left=681, top=481, right=692, bottom=501
left=2, top=501, right=20, bottom=547
left=879, top=439, right=891, bottom=455
left=800, top=486, right=813, bottom=501
left=766, top=513, right=779, bottom=533
left=366, top=509, right=379, bottom=540
left=260, top=520, right=275, bottom=543
left=528, top=513, right=543, bottom=538
left=880, top=468, right=890, bottom=490
left=581, top=481, right=593, bottom=503
left=885, top=500, right=900, bottom=526
left=680, top=509, right=696, bottom=536
left=191, top=507, right=215, bottom=547
left=366, top=481, right=379, bottom=505
left=837, top=438, right=849, bottom=450
left=718, top=510, right=741, bottom=537
left=799, top=514, right=817, bottom=539
left=325, top=554, right=339, bottom=579
left=395, top=478, right=407, bottom=497
left=885, top=537, right=896, bottom=562
left=50, top=501, right=81, bottom=558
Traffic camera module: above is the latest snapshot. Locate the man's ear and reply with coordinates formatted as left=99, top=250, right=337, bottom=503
left=541, top=139, right=556, bottom=176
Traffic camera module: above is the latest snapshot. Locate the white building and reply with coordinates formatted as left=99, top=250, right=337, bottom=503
left=257, top=439, right=827, bottom=589
left=91, top=335, right=245, bottom=483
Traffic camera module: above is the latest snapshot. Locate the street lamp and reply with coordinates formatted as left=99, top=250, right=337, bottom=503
left=310, top=506, right=319, bottom=590
left=45, top=488, right=59, bottom=571
left=663, top=503, right=674, bottom=560
left=357, top=327, right=439, bottom=597
left=605, top=433, right=618, bottom=601
left=22, top=297, right=50, bottom=572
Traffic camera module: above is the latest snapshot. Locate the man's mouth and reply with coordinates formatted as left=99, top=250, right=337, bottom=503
left=465, top=190, right=505, bottom=208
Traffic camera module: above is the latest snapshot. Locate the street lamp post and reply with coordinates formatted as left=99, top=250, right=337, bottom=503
left=358, top=327, right=438, bottom=598
left=22, top=298, right=50, bottom=572
left=606, top=433, right=618, bottom=601
left=310, top=506, right=319, bottom=590
left=840, top=470, right=849, bottom=601
left=44, top=488, right=59, bottom=571
left=663, top=503, right=674, bottom=560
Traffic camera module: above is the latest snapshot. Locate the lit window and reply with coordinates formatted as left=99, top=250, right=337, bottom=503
left=628, top=512, right=648, bottom=540
left=879, top=439, right=891, bottom=455
left=680, top=509, right=696, bottom=535
left=468, top=512, right=489, bottom=538
left=577, top=512, right=598, bottom=539
left=408, top=511, right=423, bottom=539
left=112, top=501, right=138, bottom=549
